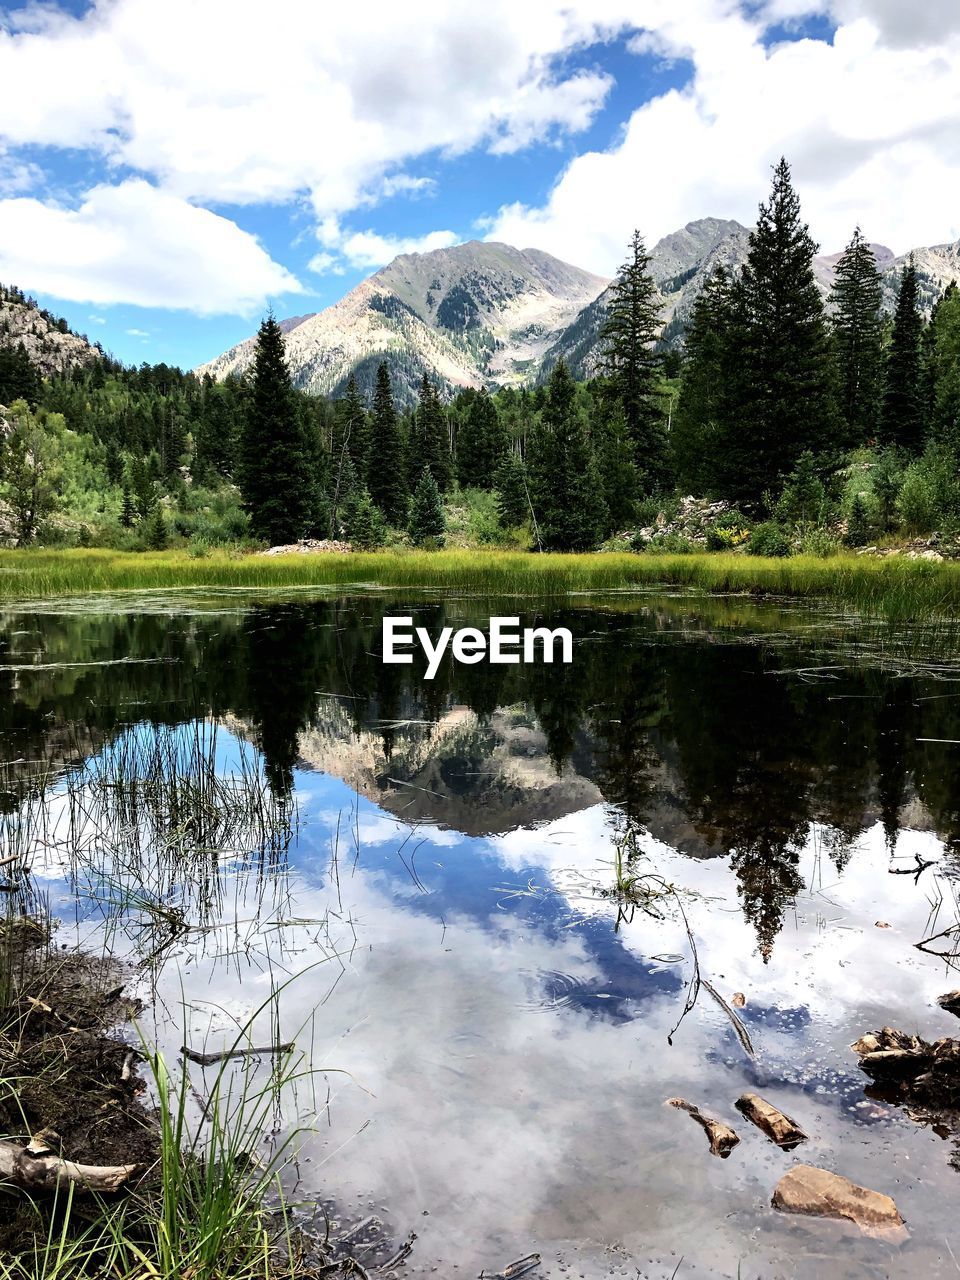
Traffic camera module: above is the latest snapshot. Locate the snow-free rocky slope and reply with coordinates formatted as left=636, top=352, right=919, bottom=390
left=197, top=242, right=610, bottom=404
left=198, top=225, right=960, bottom=399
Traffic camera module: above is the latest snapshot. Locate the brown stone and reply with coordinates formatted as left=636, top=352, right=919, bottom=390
left=772, top=1165, right=905, bottom=1237
left=735, top=1092, right=807, bottom=1149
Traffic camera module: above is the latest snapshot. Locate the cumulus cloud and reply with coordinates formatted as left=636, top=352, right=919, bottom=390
left=488, top=1, right=960, bottom=269
left=0, top=180, right=301, bottom=313
left=0, top=0, right=638, bottom=215
left=312, top=221, right=461, bottom=273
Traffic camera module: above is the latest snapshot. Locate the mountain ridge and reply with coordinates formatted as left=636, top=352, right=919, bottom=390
left=200, top=223, right=960, bottom=400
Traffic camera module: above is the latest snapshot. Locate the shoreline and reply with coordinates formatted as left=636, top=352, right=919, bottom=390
left=2, top=547, right=960, bottom=622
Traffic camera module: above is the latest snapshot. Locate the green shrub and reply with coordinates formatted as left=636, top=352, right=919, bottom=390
left=749, top=521, right=792, bottom=557
left=845, top=493, right=871, bottom=547
left=644, top=532, right=695, bottom=555
left=798, top=526, right=841, bottom=558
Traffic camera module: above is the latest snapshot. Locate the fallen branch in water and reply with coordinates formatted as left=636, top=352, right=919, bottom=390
left=736, top=1092, right=807, bottom=1149
left=665, top=1097, right=740, bottom=1157
left=182, top=1041, right=295, bottom=1066
left=481, top=1254, right=541, bottom=1279
left=0, top=1136, right=140, bottom=1193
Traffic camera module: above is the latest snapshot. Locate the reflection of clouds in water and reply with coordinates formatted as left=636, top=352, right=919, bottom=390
left=123, top=783, right=960, bottom=1277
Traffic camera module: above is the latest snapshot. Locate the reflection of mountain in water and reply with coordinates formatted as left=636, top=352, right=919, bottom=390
left=299, top=702, right=601, bottom=836
left=4, top=593, right=960, bottom=960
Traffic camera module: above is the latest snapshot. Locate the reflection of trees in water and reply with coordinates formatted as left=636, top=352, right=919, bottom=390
left=5, top=600, right=960, bottom=958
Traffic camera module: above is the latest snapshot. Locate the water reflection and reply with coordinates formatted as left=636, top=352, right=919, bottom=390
left=5, top=592, right=960, bottom=1276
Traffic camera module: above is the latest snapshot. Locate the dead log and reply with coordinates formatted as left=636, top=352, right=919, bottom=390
left=665, top=1096, right=740, bottom=1157
left=0, top=1137, right=139, bottom=1194
left=937, top=991, right=960, bottom=1019
left=182, top=1041, right=294, bottom=1066
left=735, top=1092, right=807, bottom=1149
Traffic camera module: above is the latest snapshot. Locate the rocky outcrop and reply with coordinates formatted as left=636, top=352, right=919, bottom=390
left=0, top=289, right=101, bottom=378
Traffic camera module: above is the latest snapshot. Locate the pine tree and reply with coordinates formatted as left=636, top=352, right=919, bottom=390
left=367, top=362, right=409, bottom=524
left=831, top=227, right=884, bottom=444
left=529, top=360, right=607, bottom=551
left=129, top=455, right=156, bottom=522
left=408, top=467, right=446, bottom=546
left=494, top=451, right=530, bottom=528
left=456, top=388, right=509, bottom=489
left=845, top=492, right=870, bottom=546
left=410, top=375, right=453, bottom=491
left=721, top=158, right=838, bottom=501
left=144, top=505, right=168, bottom=550
left=672, top=265, right=733, bottom=493
left=880, top=259, right=926, bottom=453
left=239, top=315, right=312, bottom=544
left=343, top=485, right=387, bottom=549
left=331, top=373, right=369, bottom=484
left=922, top=282, right=960, bottom=451
left=120, top=485, right=136, bottom=528
left=590, top=391, right=637, bottom=531
left=600, top=231, right=667, bottom=490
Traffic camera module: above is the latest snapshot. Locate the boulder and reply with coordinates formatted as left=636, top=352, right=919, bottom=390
left=772, top=1165, right=905, bottom=1236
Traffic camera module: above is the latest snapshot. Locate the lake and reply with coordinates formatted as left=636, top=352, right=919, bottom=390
left=3, top=588, right=960, bottom=1278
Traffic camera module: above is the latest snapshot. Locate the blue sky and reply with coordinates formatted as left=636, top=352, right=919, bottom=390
left=1, top=0, right=959, bottom=371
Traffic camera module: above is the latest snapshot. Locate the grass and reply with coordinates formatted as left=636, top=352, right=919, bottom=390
left=3, top=546, right=960, bottom=621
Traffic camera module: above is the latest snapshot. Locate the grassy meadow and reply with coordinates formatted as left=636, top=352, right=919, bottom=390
left=2, top=546, right=960, bottom=621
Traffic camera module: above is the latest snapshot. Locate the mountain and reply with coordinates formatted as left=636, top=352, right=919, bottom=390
left=0, top=285, right=102, bottom=383
left=198, top=225, right=960, bottom=400
left=196, top=242, right=610, bottom=404
left=547, top=222, right=960, bottom=378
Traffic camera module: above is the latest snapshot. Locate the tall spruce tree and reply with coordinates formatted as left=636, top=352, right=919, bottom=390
left=410, top=374, right=453, bottom=491
left=831, top=227, right=884, bottom=444
left=721, top=158, right=838, bottom=502
left=529, top=360, right=606, bottom=551
left=239, top=315, right=312, bottom=544
left=367, top=361, right=409, bottom=524
left=924, top=283, right=960, bottom=450
left=880, top=259, right=926, bottom=452
left=600, top=231, right=667, bottom=489
left=494, top=451, right=530, bottom=528
left=672, top=264, right=733, bottom=493
left=332, top=373, right=370, bottom=482
left=456, top=388, right=509, bottom=489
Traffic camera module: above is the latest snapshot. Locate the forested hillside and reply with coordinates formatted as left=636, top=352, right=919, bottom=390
left=2, top=158, right=960, bottom=558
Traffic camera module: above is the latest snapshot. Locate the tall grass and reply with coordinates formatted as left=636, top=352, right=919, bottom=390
left=4, top=546, right=960, bottom=621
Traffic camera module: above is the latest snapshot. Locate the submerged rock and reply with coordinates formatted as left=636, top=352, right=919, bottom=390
left=772, top=1165, right=905, bottom=1236
left=937, top=991, right=960, bottom=1019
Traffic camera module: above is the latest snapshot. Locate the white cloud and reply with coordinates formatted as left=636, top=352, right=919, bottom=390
left=487, top=2, right=960, bottom=269
left=0, top=179, right=301, bottom=313
left=0, top=0, right=638, bottom=216
left=0, top=148, right=43, bottom=196
left=314, top=223, right=462, bottom=273
left=125, top=327, right=150, bottom=337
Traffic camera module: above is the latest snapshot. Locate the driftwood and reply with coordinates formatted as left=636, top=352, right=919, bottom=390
left=665, top=1096, right=740, bottom=1157
left=182, top=1041, right=295, bottom=1066
left=0, top=1136, right=139, bottom=1193
left=481, top=1255, right=541, bottom=1280
left=0, top=852, right=25, bottom=870
left=938, top=991, right=960, bottom=1019
left=735, top=1092, right=808, bottom=1149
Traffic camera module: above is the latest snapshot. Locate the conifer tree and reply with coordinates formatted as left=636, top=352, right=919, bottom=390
left=239, top=315, right=312, bottom=544
left=456, top=388, right=509, bottom=489
left=721, top=158, right=838, bottom=501
left=831, top=227, right=884, bottom=444
left=144, top=505, right=168, bottom=550
left=120, top=485, right=136, bottom=528
left=590, top=392, right=637, bottom=531
left=494, top=451, right=530, bottom=528
left=410, top=374, right=453, bottom=491
left=922, top=282, right=960, bottom=451
left=331, top=373, right=369, bottom=484
left=343, top=485, right=387, bottom=549
left=880, top=259, right=926, bottom=453
left=600, top=231, right=667, bottom=490
left=529, top=360, right=606, bottom=551
left=408, top=467, right=446, bottom=546
left=672, top=264, right=733, bottom=493
left=367, top=362, right=409, bottom=524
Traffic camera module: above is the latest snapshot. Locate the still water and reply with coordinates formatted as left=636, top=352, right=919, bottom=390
left=4, top=589, right=960, bottom=1278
